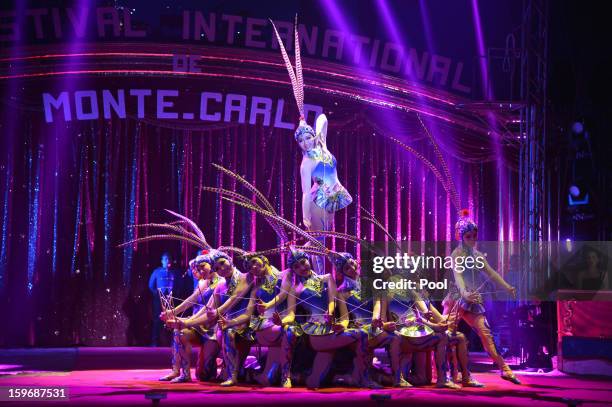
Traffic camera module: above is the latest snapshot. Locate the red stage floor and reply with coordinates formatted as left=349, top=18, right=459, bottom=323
left=1, top=368, right=611, bottom=407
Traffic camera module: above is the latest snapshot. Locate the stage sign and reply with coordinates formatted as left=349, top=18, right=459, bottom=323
left=42, top=88, right=323, bottom=127
left=0, top=0, right=517, bottom=97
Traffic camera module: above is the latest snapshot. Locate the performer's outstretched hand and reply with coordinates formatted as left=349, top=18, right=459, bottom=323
left=256, top=299, right=267, bottom=314
left=165, top=318, right=185, bottom=330
left=464, top=291, right=482, bottom=304
left=507, top=285, right=517, bottom=299
left=272, top=311, right=282, bottom=326
left=218, top=314, right=229, bottom=330
left=159, top=310, right=172, bottom=322
left=372, top=318, right=382, bottom=329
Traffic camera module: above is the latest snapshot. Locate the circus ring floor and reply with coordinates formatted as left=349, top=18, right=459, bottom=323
left=0, top=348, right=610, bottom=406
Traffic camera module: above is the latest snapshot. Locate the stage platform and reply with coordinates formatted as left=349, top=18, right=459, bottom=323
left=2, top=368, right=611, bottom=406
left=0, top=347, right=518, bottom=372
left=0, top=348, right=611, bottom=406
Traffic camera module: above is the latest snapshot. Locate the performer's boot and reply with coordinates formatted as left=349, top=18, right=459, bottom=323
left=462, top=375, right=485, bottom=388
left=500, top=365, right=521, bottom=385
left=475, top=317, right=521, bottom=385
left=169, top=330, right=192, bottom=383
left=197, top=340, right=219, bottom=381
left=352, top=331, right=382, bottom=389
left=220, top=329, right=239, bottom=386
left=280, top=325, right=298, bottom=388
left=390, top=337, right=412, bottom=387
left=159, top=330, right=181, bottom=382
left=432, top=335, right=460, bottom=389
left=159, top=330, right=185, bottom=382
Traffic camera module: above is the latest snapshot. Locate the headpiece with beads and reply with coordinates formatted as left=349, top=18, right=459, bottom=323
left=287, top=249, right=309, bottom=269
left=332, top=252, right=355, bottom=272
left=211, top=250, right=232, bottom=266
left=243, top=254, right=270, bottom=270
left=455, top=209, right=477, bottom=241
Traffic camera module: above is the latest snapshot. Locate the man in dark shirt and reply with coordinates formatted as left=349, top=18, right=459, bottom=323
left=149, top=252, right=176, bottom=346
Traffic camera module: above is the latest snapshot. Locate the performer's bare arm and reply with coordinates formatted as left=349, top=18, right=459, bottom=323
left=372, top=297, right=382, bottom=322
left=373, top=297, right=396, bottom=332
left=336, top=291, right=350, bottom=329
left=182, top=290, right=217, bottom=327
left=300, top=158, right=316, bottom=229
left=221, top=287, right=256, bottom=329
left=281, top=286, right=297, bottom=326
left=170, top=279, right=207, bottom=316
left=216, top=275, right=251, bottom=316
left=325, top=274, right=337, bottom=318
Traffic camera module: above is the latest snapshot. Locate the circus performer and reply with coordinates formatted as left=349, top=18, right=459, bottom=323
left=217, top=253, right=297, bottom=387
left=158, top=251, right=221, bottom=383
left=270, top=17, right=352, bottom=273
left=163, top=252, right=252, bottom=386
left=443, top=209, right=520, bottom=385
left=162, top=251, right=247, bottom=384
left=375, top=289, right=459, bottom=389
left=410, top=290, right=484, bottom=388
left=193, top=251, right=252, bottom=387
left=279, top=249, right=378, bottom=389
left=331, top=252, right=384, bottom=388
left=119, top=210, right=229, bottom=383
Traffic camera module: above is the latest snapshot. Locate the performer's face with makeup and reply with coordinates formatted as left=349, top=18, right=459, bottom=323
left=342, top=258, right=359, bottom=279
left=214, top=258, right=233, bottom=278
left=193, top=262, right=211, bottom=280
left=248, top=258, right=267, bottom=277
left=462, top=230, right=477, bottom=248
left=298, top=132, right=316, bottom=152
left=292, top=258, right=311, bottom=277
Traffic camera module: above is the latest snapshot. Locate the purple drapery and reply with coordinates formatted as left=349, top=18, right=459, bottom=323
left=0, top=111, right=516, bottom=346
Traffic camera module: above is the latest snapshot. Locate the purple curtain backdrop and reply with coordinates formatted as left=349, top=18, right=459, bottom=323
left=0, top=103, right=519, bottom=346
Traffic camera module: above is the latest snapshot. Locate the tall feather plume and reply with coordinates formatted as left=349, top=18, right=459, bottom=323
left=293, top=14, right=304, bottom=116
left=270, top=18, right=304, bottom=117
left=221, top=197, right=325, bottom=250
left=384, top=135, right=458, bottom=207
left=307, top=230, right=362, bottom=245
left=202, top=186, right=288, bottom=247
left=128, top=222, right=205, bottom=245
left=252, top=245, right=334, bottom=259
left=164, top=209, right=210, bottom=249
left=359, top=205, right=402, bottom=252
left=210, top=164, right=289, bottom=243
left=217, top=246, right=249, bottom=256
left=118, top=234, right=204, bottom=249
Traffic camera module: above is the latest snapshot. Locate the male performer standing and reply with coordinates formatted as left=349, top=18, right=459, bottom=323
left=149, top=252, right=176, bottom=346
